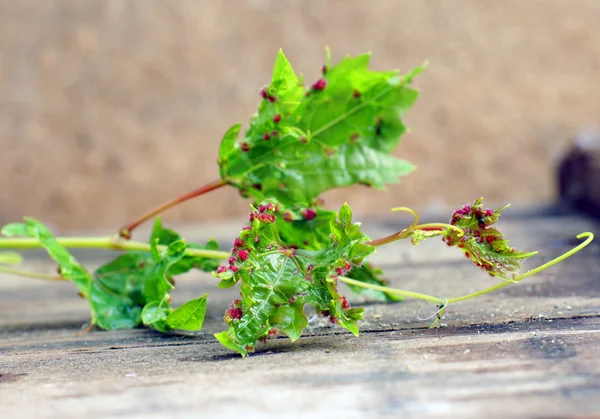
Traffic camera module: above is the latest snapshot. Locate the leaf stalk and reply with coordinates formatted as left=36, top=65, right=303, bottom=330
left=119, top=178, right=228, bottom=239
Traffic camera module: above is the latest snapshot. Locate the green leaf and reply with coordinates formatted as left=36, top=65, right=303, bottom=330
left=273, top=203, right=398, bottom=301
left=1, top=223, right=32, bottom=237
left=269, top=302, right=308, bottom=342
left=150, top=218, right=181, bottom=245
left=150, top=218, right=221, bottom=275
left=214, top=202, right=374, bottom=355
left=92, top=238, right=196, bottom=331
left=143, top=239, right=186, bottom=303
left=275, top=206, right=335, bottom=250
left=97, top=237, right=189, bottom=330
left=0, top=218, right=210, bottom=331
left=338, top=203, right=353, bottom=226
left=88, top=281, right=144, bottom=330
left=219, top=50, right=422, bottom=207
left=167, top=294, right=208, bottom=331
left=218, top=123, right=243, bottom=167
left=93, top=252, right=153, bottom=308
left=443, top=198, right=538, bottom=279
left=142, top=299, right=172, bottom=333
left=214, top=330, right=247, bottom=356
left=3, top=218, right=143, bottom=329
left=271, top=49, right=302, bottom=99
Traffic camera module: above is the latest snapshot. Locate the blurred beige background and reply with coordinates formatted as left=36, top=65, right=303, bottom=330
left=1, top=0, right=599, bottom=232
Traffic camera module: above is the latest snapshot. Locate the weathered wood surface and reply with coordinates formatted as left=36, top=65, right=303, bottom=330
left=1, top=212, right=600, bottom=418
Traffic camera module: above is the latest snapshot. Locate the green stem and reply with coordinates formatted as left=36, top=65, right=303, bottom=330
left=0, top=265, right=65, bottom=281
left=0, top=251, right=23, bottom=265
left=342, top=232, right=594, bottom=306
left=339, top=276, right=444, bottom=304
left=0, top=236, right=231, bottom=260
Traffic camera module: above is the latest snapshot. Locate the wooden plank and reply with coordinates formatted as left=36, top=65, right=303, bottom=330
left=1, top=317, right=600, bottom=418
left=1, top=214, right=599, bottom=418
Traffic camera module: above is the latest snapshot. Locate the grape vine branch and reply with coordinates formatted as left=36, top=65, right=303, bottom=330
left=0, top=48, right=593, bottom=356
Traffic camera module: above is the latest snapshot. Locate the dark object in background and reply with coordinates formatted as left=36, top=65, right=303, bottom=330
left=558, top=130, right=600, bottom=218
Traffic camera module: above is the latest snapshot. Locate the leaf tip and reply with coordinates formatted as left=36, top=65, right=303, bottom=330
left=214, top=330, right=247, bottom=356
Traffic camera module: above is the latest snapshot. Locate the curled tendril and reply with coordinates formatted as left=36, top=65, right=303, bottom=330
left=390, top=206, right=420, bottom=227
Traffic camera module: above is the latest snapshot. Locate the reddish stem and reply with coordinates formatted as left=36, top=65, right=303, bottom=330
left=119, top=179, right=228, bottom=238
left=367, top=226, right=444, bottom=247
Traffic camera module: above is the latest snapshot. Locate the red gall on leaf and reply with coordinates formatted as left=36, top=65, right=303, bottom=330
left=238, top=249, right=249, bottom=261
left=302, top=208, right=317, bottom=221
left=443, top=198, right=537, bottom=279
left=260, top=87, right=277, bottom=102
left=257, top=213, right=276, bottom=223
left=311, top=78, right=327, bottom=91
left=340, top=296, right=350, bottom=310
left=224, top=307, right=243, bottom=324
